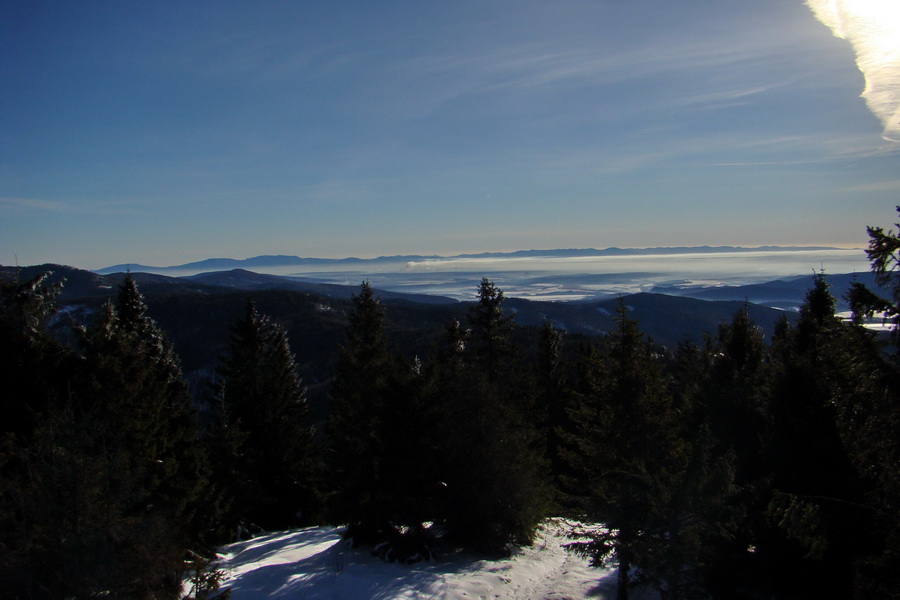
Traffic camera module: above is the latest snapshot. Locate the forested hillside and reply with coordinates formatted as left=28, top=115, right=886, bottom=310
left=2, top=214, right=898, bottom=599
left=0, top=262, right=807, bottom=425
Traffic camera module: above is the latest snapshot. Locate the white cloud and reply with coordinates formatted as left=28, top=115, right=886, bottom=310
left=807, top=0, right=900, bottom=141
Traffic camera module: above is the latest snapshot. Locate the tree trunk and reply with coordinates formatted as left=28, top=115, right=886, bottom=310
left=617, top=555, right=630, bottom=600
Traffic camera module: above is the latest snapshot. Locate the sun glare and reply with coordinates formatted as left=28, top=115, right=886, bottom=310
left=807, top=0, right=900, bottom=141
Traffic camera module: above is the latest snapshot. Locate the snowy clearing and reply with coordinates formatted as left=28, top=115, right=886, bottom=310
left=204, top=519, right=660, bottom=599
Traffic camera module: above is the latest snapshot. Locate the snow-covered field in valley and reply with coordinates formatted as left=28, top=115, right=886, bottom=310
left=200, top=519, right=660, bottom=599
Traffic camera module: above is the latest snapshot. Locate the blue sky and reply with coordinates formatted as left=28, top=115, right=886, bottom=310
left=2, top=0, right=898, bottom=270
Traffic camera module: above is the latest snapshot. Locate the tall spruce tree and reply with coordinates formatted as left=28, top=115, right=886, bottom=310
left=70, top=274, right=209, bottom=598
left=561, top=339, right=609, bottom=510
left=2, top=274, right=209, bottom=599
left=0, top=271, right=82, bottom=598
left=834, top=211, right=900, bottom=596
left=707, top=305, right=771, bottom=485
left=843, top=207, right=900, bottom=596
left=210, top=299, right=319, bottom=533
left=436, top=278, right=549, bottom=553
left=375, top=351, right=443, bottom=557
left=688, top=305, right=775, bottom=595
left=832, top=324, right=900, bottom=598
left=326, top=281, right=395, bottom=542
left=421, top=317, right=470, bottom=530
left=656, top=339, right=744, bottom=599
left=566, top=300, right=683, bottom=600
left=0, top=271, right=69, bottom=438
left=536, top=321, right=574, bottom=507
left=848, top=205, right=900, bottom=349
left=327, top=282, right=440, bottom=557
left=765, top=274, right=872, bottom=598
left=468, top=277, right=515, bottom=380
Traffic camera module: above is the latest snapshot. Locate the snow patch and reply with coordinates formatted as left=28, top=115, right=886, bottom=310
left=202, top=519, right=656, bottom=600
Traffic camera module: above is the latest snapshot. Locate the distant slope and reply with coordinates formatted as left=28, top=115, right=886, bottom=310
left=507, top=293, right=794, bottom=346
left=98, top=254, right=374, bottom=274
left=652, top=272, right=882, bottom=311
left=1, top=263, right=114, bottom=299
left=0, top=264, right=457, bottom=305
left=97, top=254, right=403, bottom=274
left=186, top=269, right=458, bottom=304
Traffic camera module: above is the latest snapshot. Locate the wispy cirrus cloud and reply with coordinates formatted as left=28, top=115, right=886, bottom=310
left=835, top=179, right=900, bottom=193
left=389, top=38, right=794, bottom=118
left=347, top=3, right=851, bottom=152
left=1, top=197, right=143, bottom=215
left=0, top=197, right=67, bottom=212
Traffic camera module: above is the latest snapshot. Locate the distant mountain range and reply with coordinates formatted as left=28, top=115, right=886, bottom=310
left=0, top=262, right=805, bottom=354
left=2, top=261, right=888, bottom=387
left=95, top=245, right=845, bottom=274
left=6, top=247, right=880, bottom=315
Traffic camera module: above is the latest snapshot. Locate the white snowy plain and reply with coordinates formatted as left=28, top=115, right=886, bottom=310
left=193, top=519, right=661, bottom=600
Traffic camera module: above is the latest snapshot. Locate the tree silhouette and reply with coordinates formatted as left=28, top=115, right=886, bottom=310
left=210, top=299, right=319, bottom=533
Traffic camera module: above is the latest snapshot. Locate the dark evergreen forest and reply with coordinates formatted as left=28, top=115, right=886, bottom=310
left=1, top=211, right=899, bottom=599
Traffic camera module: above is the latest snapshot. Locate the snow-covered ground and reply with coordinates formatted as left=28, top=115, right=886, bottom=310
left=199, top=519, right=660, bottom=599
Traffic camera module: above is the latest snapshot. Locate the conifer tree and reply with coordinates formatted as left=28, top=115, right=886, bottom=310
left=210, top=299, right=319, bottom=533
left=2, top=274, right=209, bottom=599
left=436, top=278, right=549, bottom=552
left=420, top=317, right=470, bottom=527
left=706, top=305, right=771, bottom=485
left=0, top=271, right=81, bottom=597
left=536, top=321, right=577, bottom=508
left=838, top=211, right=900, bottom=596
left=668, top=338, right=713, bottom=422
left=326, top=281, right=395, bottom=542
left=468, top=277, right=515, bottom=380
left=764, top=274, right=871, bottom=597
left=828, top=325, right=900, bottom=598
left=772, top=230, right=900, bottom=597
left=567, top=301, right=685, bottom=600
left=71, top=274, right=209, bottom=598
left=769, top=276, right=858, bottom=499
left=375, top=351, right=443, bottom=555
left=685, top=305, right=776, bottom=594
left=658, top=339, right=742, bottom=599
left=0, top=271, right=69, bottom=438
left=326, top=282, right=442, bottom=558
left=559, top=339, right=609, bottom=509
left=848, top=205, right=900, bottom=348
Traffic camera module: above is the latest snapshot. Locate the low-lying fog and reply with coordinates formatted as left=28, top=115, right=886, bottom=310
left=182, top=248, right=869, bottom=301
